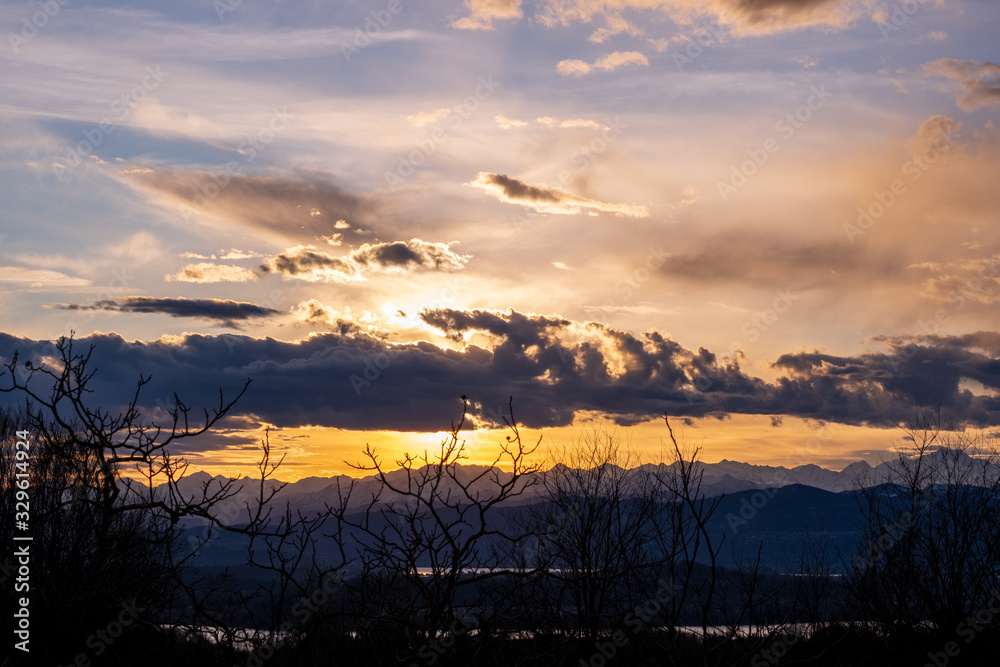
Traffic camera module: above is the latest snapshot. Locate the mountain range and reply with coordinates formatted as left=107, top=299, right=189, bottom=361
left=151, top=446, right=997, bottom=519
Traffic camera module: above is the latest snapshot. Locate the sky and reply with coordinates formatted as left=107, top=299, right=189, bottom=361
left=1, top=0, right=998, bottom=479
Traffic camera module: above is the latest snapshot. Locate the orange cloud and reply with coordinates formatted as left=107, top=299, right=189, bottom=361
left=556, top=51, right=649, bottom=77
left=924, top=59, right=1000, bottom=111
left=540, top=0, right=862, bottom=35
left=452, top=0, right=523, bottom=30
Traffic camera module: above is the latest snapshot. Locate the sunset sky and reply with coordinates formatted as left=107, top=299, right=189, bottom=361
left=1, top=0, right=998, bottom=479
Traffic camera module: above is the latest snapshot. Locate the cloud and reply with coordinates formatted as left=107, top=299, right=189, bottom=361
left=48, top=296, right=280, bottom=327
left=495, top=114, right=528, bottom=129
left=468, top=172, right=650, bottom=217
left=924, top=59, right=1000, bottom=111
left=558, top=118, right=609, bottom=130
left=556, top=60, right=594, bottom=77
left=557, top=51, right=649, bottom=77
left=121, top=169, right=374, bottom=243
left=291, top=300, right=389, bottom=336
left=406, top=108, right=451, bottom=127
left=262, top=246, right=361, bottom=283
left=166, top=263, right=260, bottom=284
left=220, top=250, right=263, bottom=260
left=588, top=13, right=644, bottom=42
left=656, top=232, right=904, bottom=289
left=532, top=116, right=608, bottom=129
left=129, top=98, right=228, bottom=144
left=771, top=334, right=1000, bottom=425
left=905, top=115, right=963, bottom=156
left=0, top=267, right=91, bottom=289
left=4, top=316, right=996, bottom=436
left=671, top=186, right=699, bottom=208
left=539, top=0, right=862, bottom=36
left=261, top=239, right=470, bottom=282
left=452, top=0, right=523, bottom=30
left=909, top=254, right=1000, bottom=305
left=350, top=239, right=470, bottom=273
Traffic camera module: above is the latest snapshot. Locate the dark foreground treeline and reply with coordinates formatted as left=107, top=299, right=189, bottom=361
left=2, top=337, right=1000, bottom=667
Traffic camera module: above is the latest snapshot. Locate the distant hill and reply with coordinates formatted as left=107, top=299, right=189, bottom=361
left=127, top=446, right=998, bottom=520
left=127, top=448, right=997, bottom=575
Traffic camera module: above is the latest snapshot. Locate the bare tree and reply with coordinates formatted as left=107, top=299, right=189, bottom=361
left=848, top=410, right=1000, bottom=638
left=333, top=396, right=542, bottom=661
left=522, top=426, right=662, bottom=641
left=0, top=335, right=346, bottom=665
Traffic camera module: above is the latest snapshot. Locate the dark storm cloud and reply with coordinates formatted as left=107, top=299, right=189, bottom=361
left=2, top=318, right=997, bottom=439
left=772, top=334, right=1000, bottom=425
left=49, top=296, right=279, bottom=327
left=123, top=168, right=373, bottom=242
left=881, top=332, right=1000, bottom=357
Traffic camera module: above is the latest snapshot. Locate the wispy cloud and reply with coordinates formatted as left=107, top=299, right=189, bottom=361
left=556, top=51, right=648, bottom=77
left=166, top=263, right=259, bottom=284
left=122, top=169, right=375, bottom=244
left=0, top=267, right=91, bottom=289
left=495, top=114, right=528, bottom=129
left=469, top=172, right=650, bottom=217
left=539, top=0, right=863, bottom=36
left=924, top=58, right=1000, bottom=111
left=48, top=296, right=279, bottom=327
left=452, top=0, right=524, bottom=30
